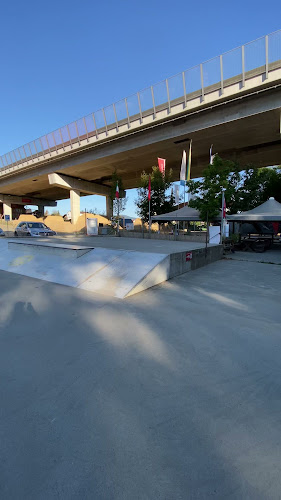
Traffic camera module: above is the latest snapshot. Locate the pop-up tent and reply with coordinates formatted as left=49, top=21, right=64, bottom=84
left=151, top=205, right=201, bottom=222
left=227, top=197, right=281, bottom=222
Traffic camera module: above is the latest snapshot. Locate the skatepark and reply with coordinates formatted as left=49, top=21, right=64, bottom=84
left=0, top=236, right=222, bottom=299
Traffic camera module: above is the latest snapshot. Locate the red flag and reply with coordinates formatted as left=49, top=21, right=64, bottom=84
left=148, top=175, right=151, bottom=201
left=223, top=199, right=226, bottom=218
left=115, top=181, right=119, bottom=199
left=158, top=158, right=166, bottom=175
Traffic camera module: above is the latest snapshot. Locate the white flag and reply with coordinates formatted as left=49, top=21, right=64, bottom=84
left=175, top=185, right=180, bottom=204
left=180, top=150, right=186, bottom=185
left=209, top=144, right=213, bottom=164
left=210, top=145, right=216, bottom=165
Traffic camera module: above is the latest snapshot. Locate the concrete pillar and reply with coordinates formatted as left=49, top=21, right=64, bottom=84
left=70, top=189, right=80, bottom=224
left=38, top=205, right=45, bottom=217
left=106, top=196, right=113, bottom=220
left=3, top=202, right=12, bottom=220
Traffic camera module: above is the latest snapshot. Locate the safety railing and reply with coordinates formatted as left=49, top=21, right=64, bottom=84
left=1, top=29, right=281, bottom=172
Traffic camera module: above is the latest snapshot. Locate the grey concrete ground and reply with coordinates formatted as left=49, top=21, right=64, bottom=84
left=225, top=246, right=281, bottom=264
left=1, top=259, right=281, bottom=499
left=7, top=235, right=207, bottom=254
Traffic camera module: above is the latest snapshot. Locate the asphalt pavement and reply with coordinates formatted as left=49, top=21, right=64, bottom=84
left=1, top=259, right=281, bottom=499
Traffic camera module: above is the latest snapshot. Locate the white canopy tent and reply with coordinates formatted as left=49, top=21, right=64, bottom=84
left=151, top=205, right=201, bottom=222
left=227, top=197, right=281, bottom=222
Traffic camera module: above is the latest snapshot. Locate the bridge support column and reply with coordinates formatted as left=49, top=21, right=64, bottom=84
left=38, top=205, right=45, bottom=217
left=70, top=189, right=80, bottom=224
left=3, top=202, right=12, bottom=220
left=106, top=196, right=113, bottom=220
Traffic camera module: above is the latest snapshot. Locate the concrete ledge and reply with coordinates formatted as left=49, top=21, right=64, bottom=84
left=8, top=241, right=94, bottom=259
left=169, top=245, right=223, bottom=279
left=120, top=231, right=206, bottom=243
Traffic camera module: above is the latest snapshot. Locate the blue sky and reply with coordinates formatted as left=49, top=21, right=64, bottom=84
left=0, top=0, right=280, bottom=216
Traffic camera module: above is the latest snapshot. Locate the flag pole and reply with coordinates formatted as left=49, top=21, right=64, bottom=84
left=149, top=199, right=151, bottom=237
left=117, top=197, right=120, bottom=237
left=148, top=174, right=151, bottom=237
left=220, top=188, right=225, bottom=244
left=183, top=182, right=186, bottom=234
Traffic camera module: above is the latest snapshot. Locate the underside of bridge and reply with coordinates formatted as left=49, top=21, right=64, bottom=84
left=0, top=83, right=281, bottom=222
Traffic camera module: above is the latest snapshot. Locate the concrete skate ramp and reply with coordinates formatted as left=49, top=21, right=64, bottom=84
left=8, top=241, right=93, bottom=259
left=0, top=240, right=169, bottom=299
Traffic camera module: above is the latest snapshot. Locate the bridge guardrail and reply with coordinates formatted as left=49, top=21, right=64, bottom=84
left=0, top=29, right=281, bottom=172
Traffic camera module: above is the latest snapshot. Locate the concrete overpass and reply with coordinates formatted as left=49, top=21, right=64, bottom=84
left=0, top=30, right=281, bottom=223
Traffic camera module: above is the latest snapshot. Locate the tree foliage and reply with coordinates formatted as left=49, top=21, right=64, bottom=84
left=188, top=156, right=240, bottom=221
left=188, top=155, right=281, bottom=221
left=135, top=166, right=175, bottom=223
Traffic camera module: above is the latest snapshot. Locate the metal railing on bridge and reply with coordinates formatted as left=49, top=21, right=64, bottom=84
left=1, top=29, right=281, bottom=171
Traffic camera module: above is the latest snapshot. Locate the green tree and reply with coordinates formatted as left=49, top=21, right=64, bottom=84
left=188, top=155, right=240, bottom=221
left=232, top=167, right=281, bottom=212
left=188, top=155, right=281, bottom=221
left=135, top=166, right=175, bottom=223
left=110, top=170, right=127, bottom=216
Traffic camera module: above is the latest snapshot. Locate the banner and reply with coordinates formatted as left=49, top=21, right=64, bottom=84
left=210, top=145, right=217, bottom=165
left=223, top=199, right=226, bottom=218
left=180, top=150, right=186, bottom=186
left=158, top=158, right=166, bottom=175
left=186, top=140, right=192, bottom=181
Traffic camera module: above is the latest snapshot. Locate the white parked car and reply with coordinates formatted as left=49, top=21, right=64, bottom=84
left=14, top=222, right=56, bottom=237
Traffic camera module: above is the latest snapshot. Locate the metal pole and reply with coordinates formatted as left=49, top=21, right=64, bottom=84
left=125, top=98, right=130, bottom=128
left=151, top=86, right=156, bottom=119
left=182, top=71, right=187, bottom=108
left=183, top=183, right=186, bottom=234
left=45, top=135, right=52, bottom=156
left=205, top=210, right=209, bottom=257
left=39, top=138, right=46, bottom=158
left=113, top=103, right=119, bottom=132
left=166, top=79, right=171, bottom=114
left=74, top=121, right=80, bottom=146
left=117, top=198, right=120, bottom=237
left=200, top=63, right=205, bottom=101
left=102, top=108, right=108, bottom=136
left=220, top=189, right=225, bottom=244
left=149, top=199, right=151, bottom=238
left=92, top=113, right=98, bottom=139
left=83, top=117, right=89, bottom=142
left=52, top=132, right=58, bottom=154
left=220, top=54, right=224, bottom=94
left=137, top=92, right=143, bottom=124
left=265, top=35, right=269, bottom=79
left=66, top=126, right=73, bottom=148
left=59, top=129, right=65, bottom=151
left=177, top=193, right=180, bottom=236
left=242, top=45, right=245, bottom=87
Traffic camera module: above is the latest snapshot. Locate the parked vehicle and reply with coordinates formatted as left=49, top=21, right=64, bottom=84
left=14, top=222, right=56, bottom=237
left=0, top=228, right=5, bottom=237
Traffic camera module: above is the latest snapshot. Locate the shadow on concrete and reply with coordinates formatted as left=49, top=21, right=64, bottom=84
left=0, top=260, right=281, bottom=499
